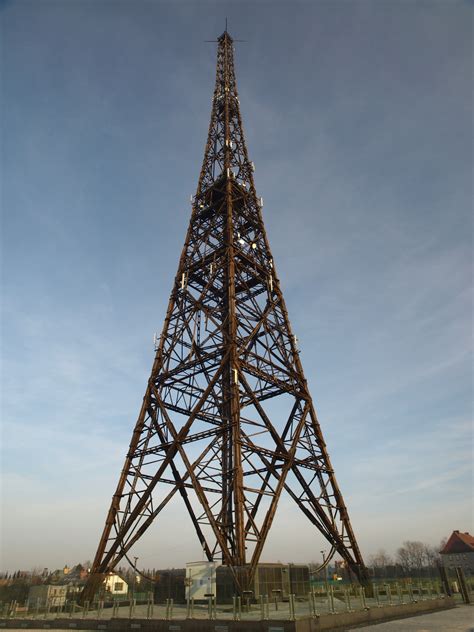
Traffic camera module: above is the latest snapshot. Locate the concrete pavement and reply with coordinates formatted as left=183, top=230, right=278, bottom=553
left=349, top=604, right=473, bottom=632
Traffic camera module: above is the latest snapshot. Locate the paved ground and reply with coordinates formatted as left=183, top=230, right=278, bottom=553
left=349, top=604, right=473, bottom=632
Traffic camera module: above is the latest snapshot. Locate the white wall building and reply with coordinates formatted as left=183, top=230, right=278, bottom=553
left=185, top=561, right=218, bottom=601
left=104, top=573, right=128, bottom=596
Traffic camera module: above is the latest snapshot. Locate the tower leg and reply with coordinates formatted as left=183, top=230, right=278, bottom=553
left=352, top=564, right=373, bottom=596
left=78, top=573, right=106, bottom=606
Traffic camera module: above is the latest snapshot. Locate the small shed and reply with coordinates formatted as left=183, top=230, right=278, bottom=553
left=104, top=573, right=128, bottom=596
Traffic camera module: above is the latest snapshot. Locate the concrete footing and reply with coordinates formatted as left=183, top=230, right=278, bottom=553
left=0, top=597, right=456, bottom=632
left=299, top=596, right=455, bottom=630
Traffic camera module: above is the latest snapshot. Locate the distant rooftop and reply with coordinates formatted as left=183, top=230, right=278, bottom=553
left=440, top=530, right=474, bottom=554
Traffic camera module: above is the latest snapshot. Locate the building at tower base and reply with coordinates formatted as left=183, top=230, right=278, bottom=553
left=181, top=562, right=310, bottom=604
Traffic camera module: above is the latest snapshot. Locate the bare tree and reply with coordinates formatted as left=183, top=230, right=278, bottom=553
left=368, top=549, right=393, bottom=577
left=424, top=544, right=440, bottom=567
left=368, top=549, right=393, bottom=568
left=397, top=541, right=427, bottom=572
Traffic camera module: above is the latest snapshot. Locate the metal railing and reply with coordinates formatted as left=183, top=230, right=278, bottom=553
left=1, top=579, right=465, bottom=623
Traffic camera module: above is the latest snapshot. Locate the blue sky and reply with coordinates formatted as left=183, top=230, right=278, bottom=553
left=1, top=0, right=472, bottom=572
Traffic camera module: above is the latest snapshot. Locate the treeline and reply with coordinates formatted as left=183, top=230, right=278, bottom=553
left=367, top=539, right=446, bottom=578
left=1, top=538, right=448, bottom=598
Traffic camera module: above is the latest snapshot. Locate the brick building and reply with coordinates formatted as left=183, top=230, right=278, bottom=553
left=440, top=530, right=474, bottom=574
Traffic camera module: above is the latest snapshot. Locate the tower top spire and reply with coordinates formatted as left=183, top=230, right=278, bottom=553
left=218, top=29, right=233, bottom=43
left=217, top=17, right=234, bottom=42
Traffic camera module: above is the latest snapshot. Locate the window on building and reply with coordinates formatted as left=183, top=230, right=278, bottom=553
left=114, top=582, right=124, bottom=592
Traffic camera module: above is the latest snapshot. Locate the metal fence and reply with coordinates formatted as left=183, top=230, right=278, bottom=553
left=2, top=578, right=470, bottom=622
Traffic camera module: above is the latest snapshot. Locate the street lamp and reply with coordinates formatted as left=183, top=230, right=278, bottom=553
left=132, top=557, right=139, bottom=601
left=321, top=550, right=329, bottom=592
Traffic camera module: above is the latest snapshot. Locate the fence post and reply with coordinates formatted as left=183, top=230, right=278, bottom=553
left=344, top=588, right=351, bottom=612
left=191, top=597, right=195, bottom=619
left=359, top=587, right=368, bottom=610
left=237, top=596, right=241, bottom=621
left=289, top=594, right=296, bottom=620
left=396, top=583, right=403, bottom=604
left=418, top=582, right=424, bottom=601
left=386, top=584, right=392, bottom=605
left=373, top=584, right=380, bottom=607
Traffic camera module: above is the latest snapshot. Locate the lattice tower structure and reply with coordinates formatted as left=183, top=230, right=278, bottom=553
left=80, top=30, right=369, bottom=602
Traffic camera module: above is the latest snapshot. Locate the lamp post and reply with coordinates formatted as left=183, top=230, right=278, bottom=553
left=132, top=557, right=139, bottom=602
left=321, top=550, right=329, bottom=593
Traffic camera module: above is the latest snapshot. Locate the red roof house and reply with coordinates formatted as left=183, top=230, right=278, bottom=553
left=440, top=531, right=474, bottom=573
left=440, top=530, right=474, bottom=555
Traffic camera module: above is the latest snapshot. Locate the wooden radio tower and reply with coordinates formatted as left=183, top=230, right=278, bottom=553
left=81, top=30, right=368, bottom=602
